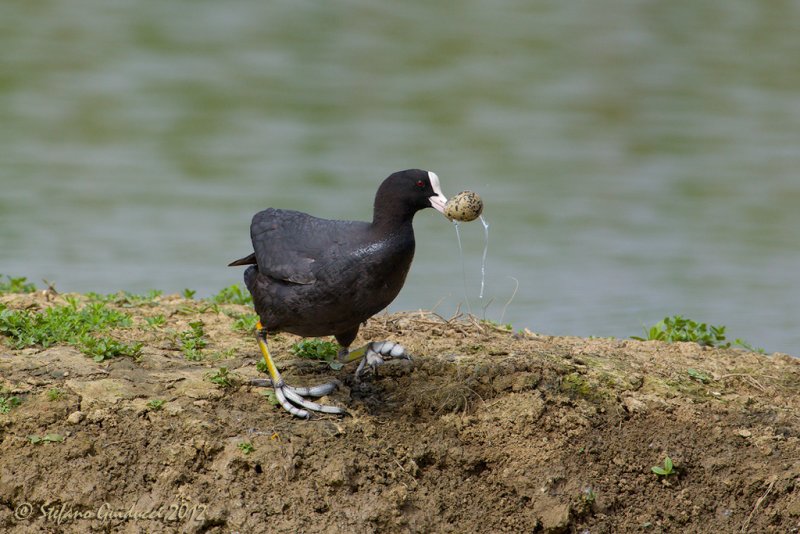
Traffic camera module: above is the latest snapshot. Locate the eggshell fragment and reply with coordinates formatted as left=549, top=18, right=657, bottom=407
left=444, top=191, right=483, bottom=222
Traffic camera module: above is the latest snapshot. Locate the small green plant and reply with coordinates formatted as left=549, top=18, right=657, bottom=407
left=177, top=302, right=220, bottom=316
left=481, top=319, right=513, bottom=331
left=84, top=292, right=113, bottom=304
left=261, top=389, right=279, bottom=406
left=87, top=290, right=163, bottom=307
left=208, top=348, right=236, bottom=360
left=28, top=433, right=64, bottom=445
left=291, top=338, right=338, bottom=360
left=208, top=367, right=234, bottom=388
left=132, top=289, right=163, bottom=305
left=733, top=338, right=766, bottom=354
left=633, top=315, right=728, bottom=347
left=633, top=316, right=766, bottom=352
left=0, top=300, right=138, bottom=364
left=651, top=456, right=676, bottom=477
left=0, top=394, right=22, bottom=414
left=180, top=321, right=208, bottom=361
left=290, top=339, right=343, bottom=370
left=574, top=485, right=598, bottom=516
left=687, top=368, right=712, bottom=384
left=47, top=388, right=64, bottom=401
left=0, top=275, right=36, bottom=294
left=182, top=288, right=197, bottom=299
left=237, top=441, right=255, bottom=455
left=210, top=285, right=252, bottom=305
left=229, top=312, right=259, bottom=333
left=0, top=300, right=133, bottom=348
left=147, top=399, right=166, bottom=411
left=79, top=335, right=143, bottom=362
left=145, top=314, right=167, bottom=328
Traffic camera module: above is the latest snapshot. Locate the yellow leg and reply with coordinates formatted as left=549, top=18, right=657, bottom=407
left=256, top=321, right=282, bottom=384
left=338, top=344, right=367, bottom=363
left=253, top=322, right=345, bottom=418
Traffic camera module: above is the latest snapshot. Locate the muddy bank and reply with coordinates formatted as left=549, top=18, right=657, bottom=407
left=1, top=291, right=799, bottom=533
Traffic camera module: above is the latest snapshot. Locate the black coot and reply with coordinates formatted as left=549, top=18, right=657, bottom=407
left=229, top=169, right=447, bottom=417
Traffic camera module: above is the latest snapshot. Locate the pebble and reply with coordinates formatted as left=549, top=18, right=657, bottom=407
left=87, top=408, right=110, bottom=423
left=67, top=411, right=85, bottom=425
left=622, top=396, right=648, bottom=414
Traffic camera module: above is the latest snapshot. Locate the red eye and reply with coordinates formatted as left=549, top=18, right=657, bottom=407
left=416, top=180, right=425, bottom=188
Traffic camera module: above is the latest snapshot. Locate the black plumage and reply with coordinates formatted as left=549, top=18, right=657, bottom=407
left=230, top=169, right=447, bottom=346
left=229, top=169, right=448, bottom=417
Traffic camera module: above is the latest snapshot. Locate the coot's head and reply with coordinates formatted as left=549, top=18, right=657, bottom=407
left=373, top=169, right=448, bottom=224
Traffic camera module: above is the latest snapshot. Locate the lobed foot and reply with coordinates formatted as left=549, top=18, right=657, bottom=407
left=340, top=341, right=412, bottom=377
left=250, top=377, right=345, bottom=419
left=254, top=323, right=346, bottom=419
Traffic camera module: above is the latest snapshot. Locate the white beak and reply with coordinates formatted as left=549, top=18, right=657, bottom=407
left=427, top=171, right=448, bottom=214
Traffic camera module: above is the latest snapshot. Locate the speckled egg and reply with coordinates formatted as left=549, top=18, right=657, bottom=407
left=444, top=190, right=483, bottom=222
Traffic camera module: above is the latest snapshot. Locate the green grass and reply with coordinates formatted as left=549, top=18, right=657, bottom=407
left=291, top=338, right=338, bottom=360
left=731, top=338, right=766, bottom=354
left=0, top=394, right=22, bottom=414
left=208, top=347, right=236, bottom=360
left=145, top=314, right=167, bottom=328
left=632, top=315, right=728, bottom=346
left=207, top=367, right=235, bottom=388
left=687, top=368, right=712, bottom=384
left=632, top=315, right=764, bottom=352
left=210, top=285, right=252, bottom=305
left=180, top=321, right=208, bottom=361
left=79, top=335, right=143, bottom=362
left=147, top=399, right=166, bottom=411
left=290, top=338, right=343, bottom=370
left=481, top=319, right=513, bottom=331
left=0, top=275, right=36, bottom=294
left=261, top=389, right=279, bottom=406
left=177, top=301, right=220, bottom=316
left=0, top=299, right=132, bottom=347
left=86, top=289, right=163, bottom=307
left=47, top=388, right=64, bottom=401
left=225, top=311, right=259, bottom=333
left=0, top=299, right=141, bottom=361
left=237, top=441, right=255, bottom=455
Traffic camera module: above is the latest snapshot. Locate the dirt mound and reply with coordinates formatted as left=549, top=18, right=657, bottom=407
left=1, top=292, right=799, bottom=533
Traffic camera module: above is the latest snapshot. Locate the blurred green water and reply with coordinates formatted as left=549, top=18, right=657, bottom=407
left=2, top=0, right=799, bottom=353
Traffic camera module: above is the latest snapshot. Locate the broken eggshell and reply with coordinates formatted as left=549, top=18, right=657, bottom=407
left=444, top=190, right=483, bottom=222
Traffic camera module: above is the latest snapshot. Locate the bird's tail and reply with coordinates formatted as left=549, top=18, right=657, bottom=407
left=228, top=253, right=256, bottom=267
